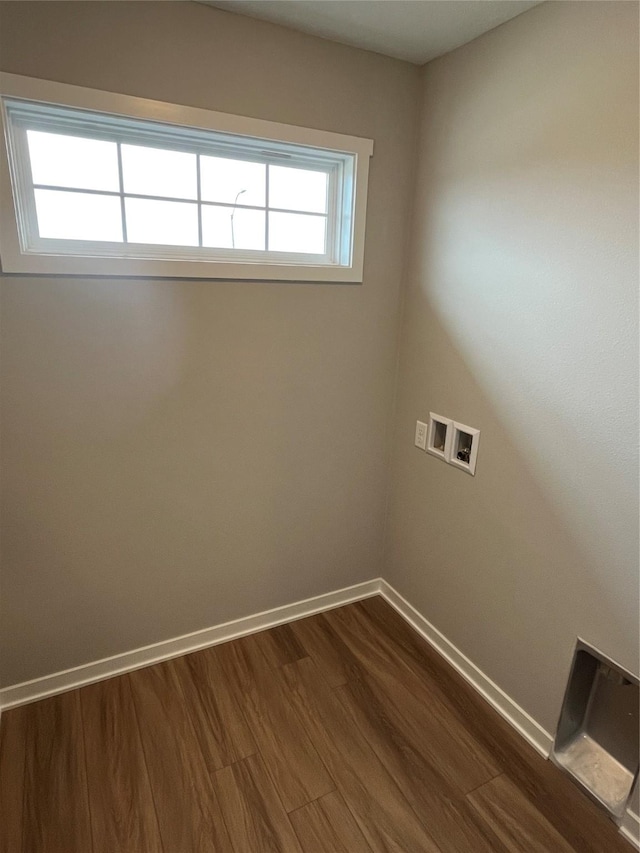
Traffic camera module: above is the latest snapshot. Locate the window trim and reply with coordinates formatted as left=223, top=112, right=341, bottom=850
left=0, top=73, right=373, bottom=282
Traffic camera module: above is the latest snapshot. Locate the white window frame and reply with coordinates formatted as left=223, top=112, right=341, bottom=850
left=0, top=73, right=373, bottom=282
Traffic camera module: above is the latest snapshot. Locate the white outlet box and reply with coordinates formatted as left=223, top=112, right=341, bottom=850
left=449, top=421, right=480, bottom=475
left=414, top=420, right=428, bottom=450
left=426, top=413, right=452, bottom=460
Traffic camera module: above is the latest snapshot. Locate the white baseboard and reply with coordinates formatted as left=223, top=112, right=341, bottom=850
left=0, top=578, right=381, bottom=711
left=621, top=810, right=640, bottom=850
left=377, top=579, right=554, bottom=758
left=1, top=574, right=635, bottom=847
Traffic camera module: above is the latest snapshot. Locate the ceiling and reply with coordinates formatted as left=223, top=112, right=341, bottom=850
left=202, top=0, right=543, bottom=65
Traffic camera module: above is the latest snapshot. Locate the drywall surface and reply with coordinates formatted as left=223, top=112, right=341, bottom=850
left=0, top=1, right=419, bottom=685
left=386, top=0, right=639, bottom=734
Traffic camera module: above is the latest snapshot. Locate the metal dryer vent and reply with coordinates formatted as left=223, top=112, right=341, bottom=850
left=551, top=639, right=639, bottom=823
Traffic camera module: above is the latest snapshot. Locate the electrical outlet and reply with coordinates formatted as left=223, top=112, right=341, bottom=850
left=414, top=420, right=428, bottom=450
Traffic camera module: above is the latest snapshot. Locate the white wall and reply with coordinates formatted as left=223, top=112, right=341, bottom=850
left=386, top=0, right=639, bottom=733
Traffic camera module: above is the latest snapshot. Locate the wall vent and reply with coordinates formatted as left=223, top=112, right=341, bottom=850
left=552, top=639, right=639, bottom=823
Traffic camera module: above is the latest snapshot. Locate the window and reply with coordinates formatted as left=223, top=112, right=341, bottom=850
left=0, top=74, right=373, bottom=281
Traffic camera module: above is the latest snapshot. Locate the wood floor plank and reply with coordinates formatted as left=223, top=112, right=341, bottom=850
left=290, top=612, right=353, bottom=687
left=214, top=635, right=334, bottom=812
left=214, top=753, right=303, bottom=852
left=289, top=790, right=373, bottom=853
left=0, top=706, right=26, bottom=853
left=255, top=623, right=307, bottom=669
left=22, top=691, right=93, bottom=853
left=80, top=675, right=163, bottom=853
left=210, top=631, right=270, bottom=696
left=336, top=679, right=507, bottom=853
left=323, top=605, right=499, bottom=792
left=357, top=596, right=523, bottom=749
left=128, top=662, right=232, bottom=853
left=467, top=774, right=577, bottom=852
left=2, top=600, right=629, bottom=852
left=281, top=656, right=442, bottom=853
left=173, top=646, right=256, bottom=772
left=356, top=596, right=630, bottom=852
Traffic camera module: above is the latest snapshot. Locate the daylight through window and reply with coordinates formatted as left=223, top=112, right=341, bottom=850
left=27, top=129, right=331, bottom=254
left=0, top=75, right=373, bottom=281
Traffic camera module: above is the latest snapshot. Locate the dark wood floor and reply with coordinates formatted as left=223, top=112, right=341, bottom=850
left=0, top=596, right=630, bottom=852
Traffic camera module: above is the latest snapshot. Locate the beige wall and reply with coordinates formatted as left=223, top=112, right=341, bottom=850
left=386, top=1, right=639, bottom=732
left=0, top=2, right=419, bottom=686
left=1, top=0, right=637, bottom=745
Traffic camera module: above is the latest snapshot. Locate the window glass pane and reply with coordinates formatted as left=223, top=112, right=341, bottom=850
left=121, top=145, right=197, bottom=200
left=268, top=212, right=326, bottom=254
left=125, top=198, right=198, bottom=246
left=27, top=130, right=119, bottom=192
left=269, top=166, right=328, bottom=213
left=200, top=156, right=266, bottom=207
left=34, top=189, right=123, bottom=241
left=202, top=205, right=265, bottom=250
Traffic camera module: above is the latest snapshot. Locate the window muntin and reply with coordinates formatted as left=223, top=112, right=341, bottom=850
left=0, top=74, right=373, bottom=281
left=5, top=99, right=347, bottom=264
